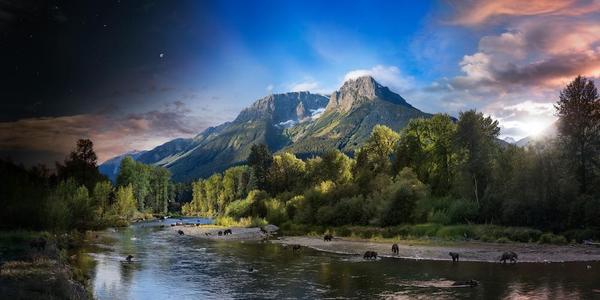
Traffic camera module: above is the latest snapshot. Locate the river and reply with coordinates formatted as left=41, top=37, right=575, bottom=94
left=86, top=218, right=600, bottom=299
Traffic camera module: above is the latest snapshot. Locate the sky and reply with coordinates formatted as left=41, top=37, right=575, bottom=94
left=1, top=0, right=599, bottom=165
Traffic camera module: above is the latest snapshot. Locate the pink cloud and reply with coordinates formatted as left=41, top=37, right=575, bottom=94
left=449, top=0, right=600, bottom=26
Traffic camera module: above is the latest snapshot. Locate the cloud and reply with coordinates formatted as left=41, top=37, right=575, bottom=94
left=290, top=79, right=320, bottom=92
left=415, top=3, right=600, bottom=141
left=344, top=65, right=415, bottom=92
left=449, top=0, right=600, bottom=26
left=266, top=84, right=274, bottom=93
left=0, top=102, right=211, bottom=165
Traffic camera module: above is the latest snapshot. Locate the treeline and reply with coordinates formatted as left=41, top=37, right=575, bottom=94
left=0, top=139, right=184, bottom=231
left=182, top=76, right=600, bottom=235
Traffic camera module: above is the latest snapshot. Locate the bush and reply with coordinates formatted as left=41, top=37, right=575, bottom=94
left=316, top=206, right=336, bottom=225
left=415, top=196, right=450, bottom=222
left=334, top=226, right=352, bottom=237
left=538, top=233, right=568, bottom=245
left=225, top=190, right=268, bottom=219
left=496, top=237, right=511, bottom=243
left=447, top=199, right=478, bottom=224
left=332, top=196, right=368, bottom=226
left=428, top=210, right=451, bottom=225
left=225, top=199, right=253, bottom=219
left=214, top=216, right=267, bottom=227
left=562, top=228, right=600, bottom=243
left=408, top=223, right=441, bottom=237
left=502, top=227, right=542, bottom=243
left=435, top=225, right=473, bottom=240
left=265, top=199, right=288, bottom=225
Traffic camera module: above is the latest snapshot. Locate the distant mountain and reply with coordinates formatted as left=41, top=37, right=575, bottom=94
left=100, top=76, right=434, bottom=182
left=98, top=150, right=147, bottom=182
left=503, top=137, right=516, bottom=144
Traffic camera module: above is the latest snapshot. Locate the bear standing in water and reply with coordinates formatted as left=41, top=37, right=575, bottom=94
left=449, top=252, right=459, bottom=262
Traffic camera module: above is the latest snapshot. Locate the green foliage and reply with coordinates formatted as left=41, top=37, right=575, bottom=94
left=114, top=184, right=137, bottom=221
left=454, top=110, right=500, bottom=205
left=395, top=115, right=457, bottom=195
left=264, top=198, right=288, bottom=225
left=92, top=181, right=112, bottom=217
left=268, top=152, right=306, bottom=194
left=247, top=144, right=273, bottom=190
left=214, top=216, right=267, bottom=227
left=305, top=150, right=354, bottom=185
left=116, top=157, right=173, bottom=214
left=225, top=190, right=268, bottom=219
left=377, top=168, right=427, bottom=226
left=538, top=233, right=568, bottom=245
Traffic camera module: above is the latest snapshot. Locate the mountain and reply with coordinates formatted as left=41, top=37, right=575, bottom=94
left=135, top=92, right=329, bottom=181
left=284, top=76, right=430, bottom=154
left=100, top=76, right=432, bottom=182
left=98, top=150, right=147, bottom=182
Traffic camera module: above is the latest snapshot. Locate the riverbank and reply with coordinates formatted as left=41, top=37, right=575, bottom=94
left=272, top=235, right=600, bottom=263
left=0, top=231, right=91, bottom=299
left=168, top=223, right=600, bottom=263
left=170, top=224, right=269, bottom=241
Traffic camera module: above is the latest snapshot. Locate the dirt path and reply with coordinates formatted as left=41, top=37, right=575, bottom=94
left=272, top=236, right=600, bottom=263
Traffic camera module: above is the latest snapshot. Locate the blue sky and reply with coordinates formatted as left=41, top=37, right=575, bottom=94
left=1, top=0, right=599, bottom=163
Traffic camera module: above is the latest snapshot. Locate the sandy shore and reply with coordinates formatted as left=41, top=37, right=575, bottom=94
left=272, top=236, right=600, bottom=263
left=170, top=225, right=268, bottom=241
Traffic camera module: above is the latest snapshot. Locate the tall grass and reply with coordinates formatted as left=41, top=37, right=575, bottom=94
left=278, top=222, right=575, bottom=245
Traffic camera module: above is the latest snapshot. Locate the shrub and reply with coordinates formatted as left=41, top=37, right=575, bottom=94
left=224, top=199, right=253, bottom=219
left=334, top=226, right=352, bottom=237
left=264, top=199, right=288, bottom=225
left=225, top=190, right=268, bottom=219
left=562, top=228, right=600, bottom=243
left=496, top=237, right=511, bottom=243
left=428, top=210, right=451, bottom=225
left=538, top=233, right=568, bottom=245
left=214, top=216, right=267, bottom=227
left=285, top=195, right=304, bottom=220
left=503, top=227, right=542, bottom=243
left=316, top=206, right=336, bottom=225
left=447, top=199, right=478, bottom=224
left=435, top=225, right=473, bottom=240
left=415, top=196, right=451, bottom=223
left=408, top=223, right=441, bottom=237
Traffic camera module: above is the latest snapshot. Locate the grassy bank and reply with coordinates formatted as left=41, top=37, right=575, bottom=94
left=0, top=230, right=95, bottom=299
left=213, top=216, right=268, bottom=228
left=279, top=222, right=600, bottom=245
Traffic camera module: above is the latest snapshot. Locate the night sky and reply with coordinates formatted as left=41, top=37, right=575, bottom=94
left=1, top=0, right=599, bottom=166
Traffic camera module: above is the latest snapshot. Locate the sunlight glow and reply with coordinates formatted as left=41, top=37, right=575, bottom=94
left=521, top=119, right=548, bottom=137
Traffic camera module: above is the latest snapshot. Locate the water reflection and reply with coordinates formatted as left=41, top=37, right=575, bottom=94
left=87, top=219, right=600, bottom=299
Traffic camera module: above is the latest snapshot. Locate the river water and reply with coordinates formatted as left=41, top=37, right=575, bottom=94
left=87, top=218, right=600, bottom=299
